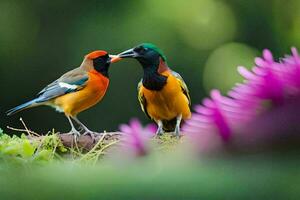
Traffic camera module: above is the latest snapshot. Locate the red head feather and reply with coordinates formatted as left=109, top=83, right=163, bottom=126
left=86, top=50, right=108, bottom=59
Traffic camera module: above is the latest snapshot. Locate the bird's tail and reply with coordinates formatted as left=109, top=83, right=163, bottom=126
left=6, top=99, right=41, bottom=116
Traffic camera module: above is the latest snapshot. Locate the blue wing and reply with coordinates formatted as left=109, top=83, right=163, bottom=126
left=36, top=68, right=88, bottom=102
left=6, top=68, right=89, bottom=115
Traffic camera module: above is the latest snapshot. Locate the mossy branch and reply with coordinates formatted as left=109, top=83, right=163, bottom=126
left=57, top=132, right=122, bottom=151
left=6, top=118, right=123, bottom=151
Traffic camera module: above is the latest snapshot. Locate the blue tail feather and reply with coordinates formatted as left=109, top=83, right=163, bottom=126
left=6, top=99, right=40, bottom=116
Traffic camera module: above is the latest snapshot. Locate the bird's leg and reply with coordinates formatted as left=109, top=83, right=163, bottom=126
left=71, top=117, right=94, bottom=133
left=174, top=115, right=182, bottom=137
left=174, top=114, right=182, bottom=138
left=156, top=120, right=164, bottom=136
left=71, top=117, right=97, bottom=141
left=65, top=115, right=81, bottom=142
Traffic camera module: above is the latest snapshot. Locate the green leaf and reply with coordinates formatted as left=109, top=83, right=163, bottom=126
left=21, top=140, right=35, bottom=158
left=33, top=149, right=52, bottom=162
left=2, top=145, right=20, bottom=156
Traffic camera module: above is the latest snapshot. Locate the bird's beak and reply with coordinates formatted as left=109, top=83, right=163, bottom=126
left=109, top=55, right=122, bottom=63
left=118, top=48, right=139, bottom=58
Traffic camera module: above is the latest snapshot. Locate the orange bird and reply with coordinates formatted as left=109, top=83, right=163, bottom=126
left=117, top=43, right=191, bottom=136
left=7, top=50, right=120, bottom=138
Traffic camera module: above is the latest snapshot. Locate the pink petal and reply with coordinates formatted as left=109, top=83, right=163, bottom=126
left=263, top=49, right=273, bottom=62
left=255, top=57, right=266, bottom=67
left=238, top=66, right=260, bottom=81
left=194, top=105, right=214, bottom=115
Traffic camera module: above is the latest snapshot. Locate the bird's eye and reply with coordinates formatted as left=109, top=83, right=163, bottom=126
left=140, top=48, right=145, bottom=53
left=134, top=46, right=146, bottom=54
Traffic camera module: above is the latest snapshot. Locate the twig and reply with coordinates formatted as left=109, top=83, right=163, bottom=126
left=93, top=140, right=120, bottom=165
left=79, top=132, right=113, bottom=160
left=6, top=126, right=40, bottom=137
left=19, top=117, right=32, bottom=137
left=7, top=119, right=123, bottom=152
left=58, top=132, right=123, bottom=151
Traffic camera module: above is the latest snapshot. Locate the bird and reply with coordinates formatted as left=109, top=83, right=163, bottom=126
left=117, top=43, right=191, bottom=136
left=6, top=50, right=120, bottom=139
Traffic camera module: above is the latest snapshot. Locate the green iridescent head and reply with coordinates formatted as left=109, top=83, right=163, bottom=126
left=140, top=43, right=167, bottom=61
left=118, top=43, right=167, bottom=68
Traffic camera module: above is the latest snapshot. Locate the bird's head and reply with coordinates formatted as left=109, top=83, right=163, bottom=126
left=117, top=43, right=167, bottom=69
left=82, top=50, right=120, bottom=77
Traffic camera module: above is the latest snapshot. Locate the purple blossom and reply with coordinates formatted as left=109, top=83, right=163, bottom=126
left=183, top=47, right=300, bottom=148
left=119, top=118, right=156, bottom=156
left=235, top=49, right=286, bottom=106
left=281, top=47, right=300, bottom=95
left=183, top=90, right=254, bottom=142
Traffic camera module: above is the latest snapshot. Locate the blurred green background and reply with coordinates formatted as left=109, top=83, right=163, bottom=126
left=1, top=0, right=299, bottom=133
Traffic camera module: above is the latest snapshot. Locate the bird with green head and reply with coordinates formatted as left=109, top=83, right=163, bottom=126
left=116, top=43, right=191, bottom=137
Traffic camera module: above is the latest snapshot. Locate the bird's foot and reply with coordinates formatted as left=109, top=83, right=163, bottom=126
left=82, top=131, right=98, bottom=142
left=66, top=129, right=81, bottom=143
left=155, top=128, right=164, bottom=138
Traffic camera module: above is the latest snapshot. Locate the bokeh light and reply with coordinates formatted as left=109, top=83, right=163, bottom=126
left=273, top=0, right=300, bottom=50
left=0, top=0, right=39, bottom=57
left=145, top=0, right=237, bottom=50
left=203, top=43, right=258, bottom=93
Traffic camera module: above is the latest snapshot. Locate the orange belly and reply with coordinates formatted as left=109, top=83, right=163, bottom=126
left=53, top=70, right=109, bottom=116
left=141, top=72, right=191, bottom=121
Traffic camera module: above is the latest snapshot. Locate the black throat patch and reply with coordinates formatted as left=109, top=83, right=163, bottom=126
left=142, top=67, right=167, bottom=91
left=93, top=56, right=109, bottom=78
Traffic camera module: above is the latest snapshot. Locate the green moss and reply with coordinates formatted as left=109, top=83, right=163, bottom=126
left=0, top=129, right=181, bottom=166
left=0, top=131, right=66, bottom=165
left=39, top=132, right=67, bottom=153
left=153, top=133, right=181, bottom=152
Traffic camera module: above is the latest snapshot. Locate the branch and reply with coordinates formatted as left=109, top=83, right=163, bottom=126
left=26, top=132, right=123, bottom=151
left=58, top=132, right=123, bottom=151
left=7, top=118, right=124, bottom=151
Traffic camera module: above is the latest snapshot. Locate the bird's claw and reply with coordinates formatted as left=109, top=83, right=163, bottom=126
left=155, top=129, right=164, bottom=138
left=66, top=130, right=81, bottom=143
left=82, top=131, right=97, bottom=142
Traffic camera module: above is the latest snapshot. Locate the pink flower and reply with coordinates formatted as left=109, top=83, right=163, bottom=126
left=281, top=47, right=300, bottom=96
left=119, top=118, right=156, bottom=156
left=183, top=90, right=254, bottom=142
left=183, top=48, right=300, bottom=151
left=236, top=49, right=286, bottom=106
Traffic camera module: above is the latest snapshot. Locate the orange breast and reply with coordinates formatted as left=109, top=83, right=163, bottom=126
left=54, top=70, right=109, bottom=116
left=141, top=71, right=191, bottom=121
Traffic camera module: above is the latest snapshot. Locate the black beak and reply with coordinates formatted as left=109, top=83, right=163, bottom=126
left=118, top=48, right=139, bottom=58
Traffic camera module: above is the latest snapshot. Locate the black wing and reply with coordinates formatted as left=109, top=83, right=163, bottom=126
left=137, top=79, right=151, bottom=119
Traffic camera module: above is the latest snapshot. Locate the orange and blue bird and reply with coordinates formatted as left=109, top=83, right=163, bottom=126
left=117, top=43, right=191, bottom=136
left=7, top=50, right=119, bottom=138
